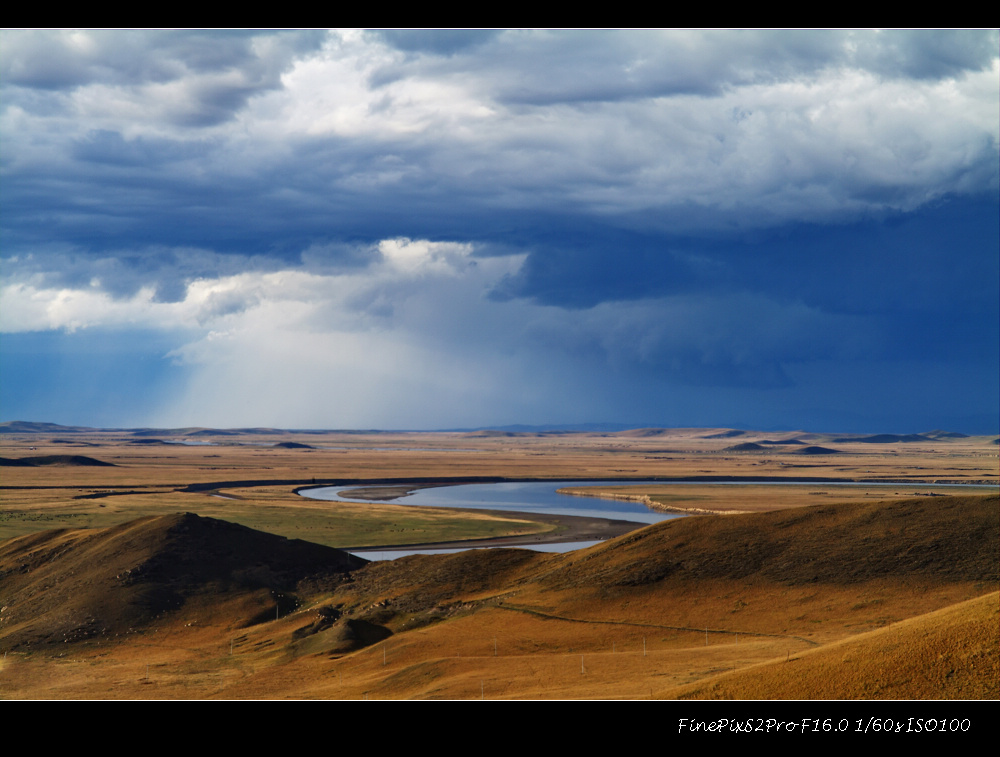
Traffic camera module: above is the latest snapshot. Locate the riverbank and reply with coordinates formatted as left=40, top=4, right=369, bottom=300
left=343, top=507, right=643, bottom=551
left=557, top=487, right=750, bottom=515
left=296, top=479, right=672, bottom=551
left=556, top=481, right=1000, bottom=516
left=301, top=478, right=1000, bottom=550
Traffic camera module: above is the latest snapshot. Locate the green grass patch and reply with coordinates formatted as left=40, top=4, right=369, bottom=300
left=0, top=487, right=550, bottom=548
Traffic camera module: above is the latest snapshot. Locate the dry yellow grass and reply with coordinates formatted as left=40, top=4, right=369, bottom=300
left=3, top=428, right=995, bottom=543
left=668, top=592, right=999, bottom=700
left=1, top=428, right=997, bottom=699
left=2, top=495, right=996, bottom=699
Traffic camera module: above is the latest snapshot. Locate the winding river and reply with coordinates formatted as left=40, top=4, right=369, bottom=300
left=301, top=479, right=686, bottom=557
left=299, top=479, right=997, bottom=559
left=301, top=480, right=678, bottom=523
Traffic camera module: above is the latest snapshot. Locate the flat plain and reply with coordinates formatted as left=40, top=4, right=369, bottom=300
left=1, top=425, right=997, bottom=699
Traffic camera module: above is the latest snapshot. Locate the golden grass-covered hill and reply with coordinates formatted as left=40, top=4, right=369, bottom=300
left=671, top=591, right=998, bottom=700
left=0, top=513, right=365, bottom=650
left=1, top=495, right=996, bottom=699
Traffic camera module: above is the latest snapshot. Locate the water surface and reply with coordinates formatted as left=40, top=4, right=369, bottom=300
left=302, top=480, right=683, bottom=524
left=300, top=479, right=996, bottom=559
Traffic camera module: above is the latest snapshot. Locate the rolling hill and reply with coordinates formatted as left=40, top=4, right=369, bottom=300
left=1, top=494, right=996, bottom=699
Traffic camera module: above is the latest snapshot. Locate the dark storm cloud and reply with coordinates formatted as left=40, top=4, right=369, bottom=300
left=0, top=29, right=325, bottom=126
left=484, top=29, right=845, bottom=104
left=0, top=29, right=325, bottom=89
left=486, top=196, right=998, bottom=332
left=375, top=29, right=500, bottom=56
left=364, top=29, right=835, bottom=105
left=71, top=130, right=213, bottom=167
left=1, top=30, right=997, bottom=431
left=852, top=29, right=1000, bottom=80
left=3, top=245, right=285, bottom=302
left=486, top=226, right=706, bottom=308
left=4, top=29, right=996, bottom=267
left=366, top=30, right=998, bottom=107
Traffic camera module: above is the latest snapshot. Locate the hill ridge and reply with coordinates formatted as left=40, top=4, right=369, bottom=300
left=0, top=512, right=366, bottom=649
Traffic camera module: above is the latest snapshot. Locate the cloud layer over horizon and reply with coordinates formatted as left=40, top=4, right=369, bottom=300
left=2, top=30, right=997, bottom=432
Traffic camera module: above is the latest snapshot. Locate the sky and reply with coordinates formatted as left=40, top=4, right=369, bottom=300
left=1, top=29, right=997, bottom=433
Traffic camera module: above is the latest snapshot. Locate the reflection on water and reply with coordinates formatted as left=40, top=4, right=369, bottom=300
left=351, top=540, right=599, bottom=561
left=302, top=480, right=684, bottom=524
left=300, top=479, right=997, bottom=559
left=302, top=480, right=684, bottom=559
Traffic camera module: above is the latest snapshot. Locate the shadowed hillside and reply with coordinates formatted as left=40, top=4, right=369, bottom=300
left=0, top=513, right=366, bottom=649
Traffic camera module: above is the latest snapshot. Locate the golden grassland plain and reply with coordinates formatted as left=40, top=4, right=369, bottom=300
left=2, top=428, right=995, bottom=543
left=0, top=427, right=997, bottom=699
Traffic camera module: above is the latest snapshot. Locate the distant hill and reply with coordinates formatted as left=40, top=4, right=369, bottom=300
left=130, top=427, right=207, bottom=437
left=835, top=434, right=931, bottom=443
left=791, top=445, right=841, bottom=455
left=2, top=421, right=986, bottom=439
left=0, top=455, right=114, bottom=467
left=462, top=429, right=524, bottom=437
left=454, top=423, right=634, bottom=433
left=0, top=421, right=100, bottom=434
left=723, top=442, right=766, bottom=452
left=615, top=428, right=675, bottom=438
left=923, top=430, right=969, bottom=439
